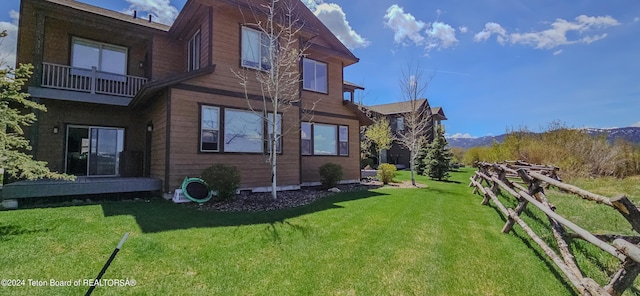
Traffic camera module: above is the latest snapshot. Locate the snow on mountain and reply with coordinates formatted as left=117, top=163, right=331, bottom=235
left=446, top=127, right=640, bottom=149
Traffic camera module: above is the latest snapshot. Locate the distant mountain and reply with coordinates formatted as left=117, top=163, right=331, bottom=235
left=447, top=127, right=640, bottom=149
left=583, top=127, right=640, bottom=143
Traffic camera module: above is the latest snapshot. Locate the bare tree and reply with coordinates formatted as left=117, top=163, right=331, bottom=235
left=232, top=0, right=307, bottom=199
left=396, top=65, right=434, bottom=186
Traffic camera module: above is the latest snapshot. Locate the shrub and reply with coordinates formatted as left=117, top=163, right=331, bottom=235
left=319, top=163, right=343, bottom=189
left=361, top=158, right=374, bottom=169
left=377, top=163, right=397, bottom=184
left=201, top=164, right=241, bottom=200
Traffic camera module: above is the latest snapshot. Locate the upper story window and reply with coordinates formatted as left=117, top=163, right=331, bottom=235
left=71, top=37, right=127, bottom=75
left=396, top=117, right=405, bottom=131
left=188, top=30, right=201, bottom=71
left=241, top=26, right=272, bottom=71
left=303, top=58, right=327, bottom=93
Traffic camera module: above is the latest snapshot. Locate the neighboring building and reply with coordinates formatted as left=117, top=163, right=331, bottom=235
left=363, top=99, right=447, bottom=168
left=15, top=0, right=370, bottom=196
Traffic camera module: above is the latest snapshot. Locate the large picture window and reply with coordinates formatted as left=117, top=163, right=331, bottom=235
left=72, top=37, right=127, bottom=75
left=314, top=124, right=337, bottom=155
left=188, top=30, right=201, bottom=71
left=303, top=58, right=327, bottom=93
left=241, top=26, right=272, bottom=71
left=224, top=109, right=263, bottom=153
left=200, top=106, right=283, bottom=154
left=301, top=123, right=348, bottom=156
left=200, top=106, right=219, bottom=152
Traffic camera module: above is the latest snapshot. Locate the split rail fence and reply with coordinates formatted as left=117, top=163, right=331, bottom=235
left=469, top=161, right=640, bottom=296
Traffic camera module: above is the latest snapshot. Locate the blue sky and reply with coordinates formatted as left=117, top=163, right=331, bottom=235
left=1, top=0, right=639, bottom=138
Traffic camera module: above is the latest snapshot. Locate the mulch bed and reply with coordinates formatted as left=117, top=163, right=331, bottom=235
left=186, top=179, right=424, bottom=212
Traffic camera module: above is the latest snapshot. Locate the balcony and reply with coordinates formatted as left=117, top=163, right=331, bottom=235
left=41, top=62, right=147, bottom=98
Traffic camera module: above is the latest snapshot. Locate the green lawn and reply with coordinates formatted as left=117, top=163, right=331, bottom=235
left=0, top=168, right=574, bottom=295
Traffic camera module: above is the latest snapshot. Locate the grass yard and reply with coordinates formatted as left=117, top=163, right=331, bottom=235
left=1, top=168, right=575, bottom=295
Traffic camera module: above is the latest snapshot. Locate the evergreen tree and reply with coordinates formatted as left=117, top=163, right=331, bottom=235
left=421, top=125, right=453, bottom=180
left=1, top=62, right=72, bottom=182
left=415, top=144, right=429, bottom=175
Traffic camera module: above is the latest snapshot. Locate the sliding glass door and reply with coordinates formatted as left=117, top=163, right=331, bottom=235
left=66, top=126, right=124, bottom=176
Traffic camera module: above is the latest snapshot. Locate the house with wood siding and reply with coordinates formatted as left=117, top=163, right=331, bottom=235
left=12, top=0, right=370, bottom=197
left=363, top=99, right=447, bottom=168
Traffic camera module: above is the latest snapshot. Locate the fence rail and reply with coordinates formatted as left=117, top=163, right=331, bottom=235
left=41, top=62, right=147, bottom=98
left=469, top=161, right=640, bottom=296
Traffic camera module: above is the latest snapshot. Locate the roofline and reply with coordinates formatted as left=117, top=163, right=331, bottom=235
left=41, top=0, right=171, bottom=32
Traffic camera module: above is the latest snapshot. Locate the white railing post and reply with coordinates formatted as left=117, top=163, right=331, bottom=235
left=90, top=66, right=97, bottom=94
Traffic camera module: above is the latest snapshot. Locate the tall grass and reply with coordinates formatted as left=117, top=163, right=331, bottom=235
left=463, top=125, right=640, bottom=179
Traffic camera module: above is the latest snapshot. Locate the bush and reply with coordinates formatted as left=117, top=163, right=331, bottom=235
left=201, top=164, right=241, bottom=200
left=319, top=163, right=343, bottom=189
left=361, top=158, right=374, bottom=169
left=377, top=163, right=397, bottom=184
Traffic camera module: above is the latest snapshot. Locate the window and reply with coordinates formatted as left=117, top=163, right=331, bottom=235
left=267, top=113, right=282, bottom=153
left=339, top=125, right=348, bottom=156
left=303, top=58, right=327, bottom=93
left=301, top=123, right=349, bottom=156
left=188, top=30, right=201, bottom=71
left=396, top=117, right=404, bottom=131
left=301, top=122, right=312, bottom=155
left=224, top=109, right=263, bottom=153
left=314, top=124, right=336, bottom=155
left=72, top=37, right=127, bottom=75
left=201, top=106, right=219, bottom=152
left=241, top=26, right=272, bottom=71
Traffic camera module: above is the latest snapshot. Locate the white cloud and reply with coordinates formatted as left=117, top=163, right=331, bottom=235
left=477, top=15, right=619, bottom=51
left=459, top=26, right=468, bottom=33
left=384, top=5, right=458, bottom=53
left=449, top=133, right=477, bottom=139
left=312, top=3, right=370, bottom=49
left=0, top=10, right=19, bottom=68
left=383, top=4, right=426, bottom=45
left=632, top=121, right=640, bottom=127
left=425, top=22, right=458, bottom=50
left=635, top=17, right=639, bottom=23
left=122, top=0, right=179, bottom=25
left=553, top=49, right=563, bottom=55
left=474, top=22, right=507, bottom=43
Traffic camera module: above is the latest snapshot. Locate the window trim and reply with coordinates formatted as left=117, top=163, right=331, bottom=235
left=303, top=58, right=328, bottom=94
left=71, top=37, right=128, bottom=75
left=200, top=105, right=220, bottom=152
left=188, top=30, right=201, bottom=72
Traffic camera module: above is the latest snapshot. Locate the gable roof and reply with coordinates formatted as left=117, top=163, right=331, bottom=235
left=431, top=107, right=447, bottom=121
left=44, top=0, right=170, bottom=31
left=172, top=0, right=358, bottom=65
left=366, top=99, right=429, bottom=115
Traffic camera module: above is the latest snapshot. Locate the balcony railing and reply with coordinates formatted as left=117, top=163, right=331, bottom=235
left=41, top=62, right=148, bottom=98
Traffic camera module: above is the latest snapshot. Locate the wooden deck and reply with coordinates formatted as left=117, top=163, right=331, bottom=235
left=1, top=177, right=162, bottom=199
